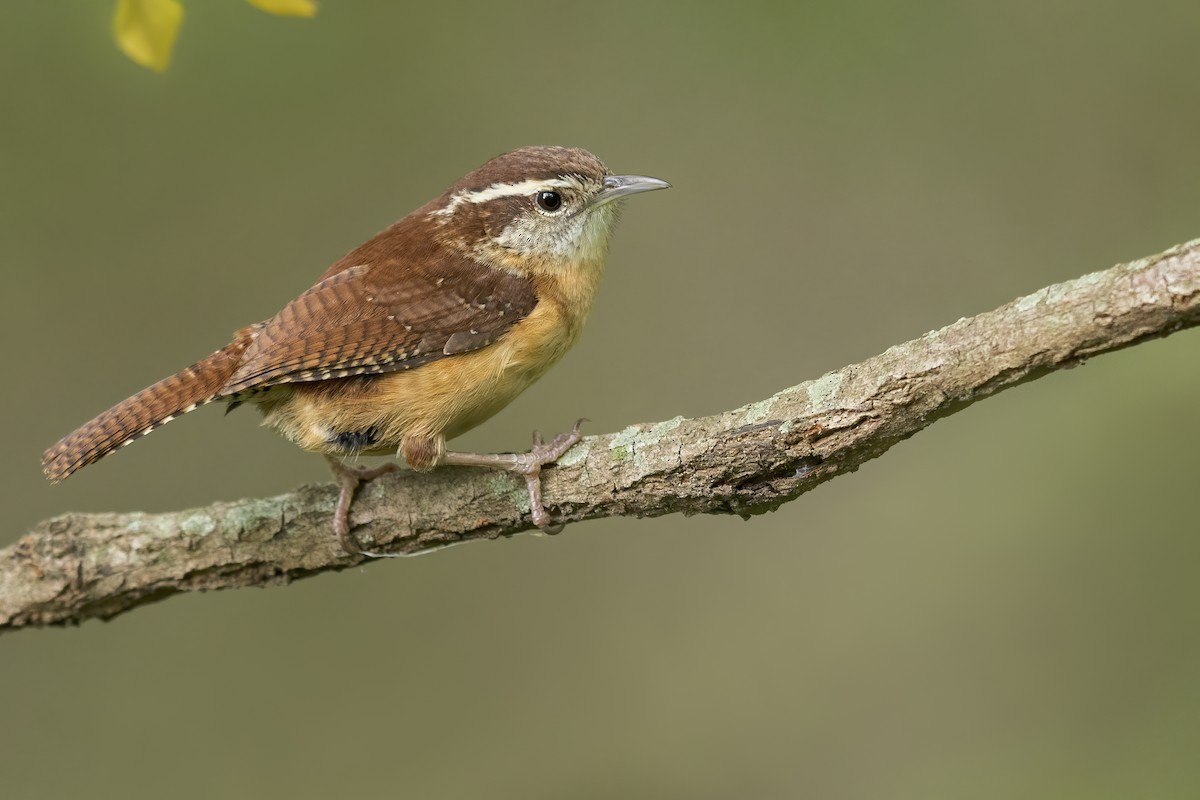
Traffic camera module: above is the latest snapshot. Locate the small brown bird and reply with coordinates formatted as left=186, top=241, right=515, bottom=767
left=42, top=146, right=669, bottom=554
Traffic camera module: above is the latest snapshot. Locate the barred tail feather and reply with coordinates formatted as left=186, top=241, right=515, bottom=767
left=42, top=344, right=247, bottom=482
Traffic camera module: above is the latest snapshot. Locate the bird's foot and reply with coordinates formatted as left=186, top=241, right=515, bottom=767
left=441, top=418, right=586, bottom=533
left=518, top=420, right=587, bottom=532
left=325, top=456, right=398, bottom=556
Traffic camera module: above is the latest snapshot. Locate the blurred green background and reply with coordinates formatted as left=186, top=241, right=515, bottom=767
left=3, top=2, right=1199, bottom=798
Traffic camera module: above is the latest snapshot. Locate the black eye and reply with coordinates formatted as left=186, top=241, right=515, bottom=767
left=535, top=190, right=563, bottom=212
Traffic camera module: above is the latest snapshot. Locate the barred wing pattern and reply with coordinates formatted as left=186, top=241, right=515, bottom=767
left=222, top=258, right=538, bottom=396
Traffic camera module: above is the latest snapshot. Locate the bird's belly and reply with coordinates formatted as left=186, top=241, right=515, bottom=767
left=258, top=301, right=578, bottom=456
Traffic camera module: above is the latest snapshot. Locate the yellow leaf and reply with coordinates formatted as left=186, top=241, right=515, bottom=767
left=245, top=0, right=319, bottom=17
left=113, top=0, right=184, bottom=72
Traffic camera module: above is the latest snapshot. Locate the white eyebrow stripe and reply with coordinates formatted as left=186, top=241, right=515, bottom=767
left=431, top=177, right=579, bottom=216
left=462, top=177, right=575, bottom=203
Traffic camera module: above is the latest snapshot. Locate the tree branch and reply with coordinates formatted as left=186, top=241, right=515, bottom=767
left=5, top=239, right=1199, bottom=632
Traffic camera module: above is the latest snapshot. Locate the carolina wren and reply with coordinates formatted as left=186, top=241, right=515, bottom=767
left=42, top=146, right=669, bottom=554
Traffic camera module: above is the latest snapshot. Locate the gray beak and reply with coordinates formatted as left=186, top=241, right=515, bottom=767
left=594, top=174, right=671, bottom=206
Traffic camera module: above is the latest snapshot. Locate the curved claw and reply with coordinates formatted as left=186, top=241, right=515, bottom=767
left=537, top=421, right=585, bottom=462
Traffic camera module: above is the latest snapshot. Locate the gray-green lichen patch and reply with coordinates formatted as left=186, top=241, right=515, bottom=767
left=737, top=398, right=777, bottom=426
left=179, top=513, right=217, bottom=538
left=1014, top=285, right=1051, bottom=313
left=619, top=417, right=686, bottom=448
left=225, top=496, right=288, bottom=527
left=555, top=439, right=594, bottom=467
left=219, top=496, right=290, bottom=541
left=648, top=416, right=685, bottom=439
left=605, top=416, right=685, bottom=474
left=608, top=424, right=643, bottom=451
left=608, top=416, right=684, bottom=451
left=485, top=472, right=532, bottom=511
left=805, top=370, right=845, bottom=410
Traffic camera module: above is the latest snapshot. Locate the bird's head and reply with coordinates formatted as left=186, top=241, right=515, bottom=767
left=429, top=145, right=669, bottom=275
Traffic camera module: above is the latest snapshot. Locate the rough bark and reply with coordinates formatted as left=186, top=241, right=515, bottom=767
left=4, top=238, right=1199, bottom=632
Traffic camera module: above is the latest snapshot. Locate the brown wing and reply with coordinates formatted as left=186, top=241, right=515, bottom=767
left=221, top=256, right=537, bottom=396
